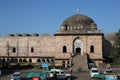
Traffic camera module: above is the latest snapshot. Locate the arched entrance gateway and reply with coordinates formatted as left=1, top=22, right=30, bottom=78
left=73, top=38, right=82, bottom=55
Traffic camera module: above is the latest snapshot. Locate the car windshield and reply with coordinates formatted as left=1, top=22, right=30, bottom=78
left=12, top=74, right=20, bottom=77
left=56, top=71, right=60, bottom=74
left=61, top=71, right=64, bottom=74
left=50, top=72, right=54, bottom=74
left=92, top=70, right=98, bottom=73
left=106, top=70, right=113, bottom=73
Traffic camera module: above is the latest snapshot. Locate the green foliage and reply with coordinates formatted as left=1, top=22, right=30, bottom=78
left=109, top=29, right=120, bottom=65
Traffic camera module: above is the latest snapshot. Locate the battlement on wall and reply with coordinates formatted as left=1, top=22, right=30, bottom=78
left=1, top=33, right=54, bottom=37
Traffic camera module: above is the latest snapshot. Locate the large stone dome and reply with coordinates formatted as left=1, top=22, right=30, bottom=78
left=60, top=14, right=97, bottom=32
left=55, top=13, right=102, bottom=35
left=62, top=14, right=94, bottom=26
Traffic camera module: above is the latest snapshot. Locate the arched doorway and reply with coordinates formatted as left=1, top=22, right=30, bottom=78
left=73, top=38, right=82, bottom=55
left=76, top=47, right=81, bottom=54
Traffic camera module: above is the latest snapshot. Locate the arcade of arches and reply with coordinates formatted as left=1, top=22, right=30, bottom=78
left=0, top=58, right=55, bottom=63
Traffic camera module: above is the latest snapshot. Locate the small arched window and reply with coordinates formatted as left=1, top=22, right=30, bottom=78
left=31, top=47, right=34, bottom=53
left=37, top=59, right=41, bottom=62
left=90, top=45, right=94, bottom=53
left=63, top=46, right=67, bottom=53
left=29, top=59, right=32, bottom=63
left=12, top=47, right=16, bottom=53
left=47, top=59, right=49, bottom=63
left=42, top=59, right=45, bottom=63
left=23, top=58, right=27, bottom=62
left=19, top=58, right=22, bottom=63
left=51, top=59, right=54, bottom=63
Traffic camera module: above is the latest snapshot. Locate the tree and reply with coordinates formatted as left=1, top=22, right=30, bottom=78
left=109, top=29, right=120, bottom=65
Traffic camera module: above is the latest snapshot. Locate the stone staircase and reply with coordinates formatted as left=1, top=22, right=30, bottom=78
left=72, top=54, right=88, bottom=71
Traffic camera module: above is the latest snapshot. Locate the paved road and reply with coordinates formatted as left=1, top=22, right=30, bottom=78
left=0, top=68, right=92, bottom=80
left=0, top=68, right=120, bottom=80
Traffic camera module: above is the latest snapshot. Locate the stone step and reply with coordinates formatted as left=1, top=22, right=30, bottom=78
left=72, top=54, right=88, bottom=71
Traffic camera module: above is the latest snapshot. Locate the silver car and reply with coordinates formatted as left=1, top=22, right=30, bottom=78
left=11, top=72, right=22, bottom=80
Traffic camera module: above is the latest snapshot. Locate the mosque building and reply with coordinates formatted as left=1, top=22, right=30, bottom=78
left=0, top=13, right=104, bottom=70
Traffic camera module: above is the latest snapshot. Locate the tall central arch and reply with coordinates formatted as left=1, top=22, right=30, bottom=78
left=73, top=38, right=82, bottom=55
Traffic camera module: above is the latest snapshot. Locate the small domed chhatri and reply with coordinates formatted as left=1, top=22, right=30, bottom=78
left=55, top=13, right=102, bottom=35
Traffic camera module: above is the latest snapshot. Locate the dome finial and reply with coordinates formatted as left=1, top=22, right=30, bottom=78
left=77, top=8, right=80, bottom=14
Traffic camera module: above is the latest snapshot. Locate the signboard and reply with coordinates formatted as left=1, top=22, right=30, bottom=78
left=42, top=63, right=48, bottom=68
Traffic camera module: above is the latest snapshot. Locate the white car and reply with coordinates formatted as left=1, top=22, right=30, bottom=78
left=90, top=68, right=99, bottom=77
left=50, top=69, right=71, bottom=79
left=11, top=72, right=22, bottom=80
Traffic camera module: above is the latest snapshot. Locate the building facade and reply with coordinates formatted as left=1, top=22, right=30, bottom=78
left=0, top=13, right=104, bottom=70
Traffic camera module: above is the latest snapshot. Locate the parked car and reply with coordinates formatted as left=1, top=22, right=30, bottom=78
left=31, top=76, right=41, bottom=80
left=50, top=69, right=71, bottom=79
left=27, top=72, right=44, bottom=80
left=11, top=72, right=22, bottom=80
left=90, top=68, right=99, bottom=77
left=103, top=69, right=114, bottom=74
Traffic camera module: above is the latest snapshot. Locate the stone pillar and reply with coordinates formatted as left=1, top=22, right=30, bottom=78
left=65, top=61, right=67, bottom=68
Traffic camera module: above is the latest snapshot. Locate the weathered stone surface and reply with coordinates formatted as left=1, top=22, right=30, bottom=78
left=0, top=13, right=104, bottom=69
